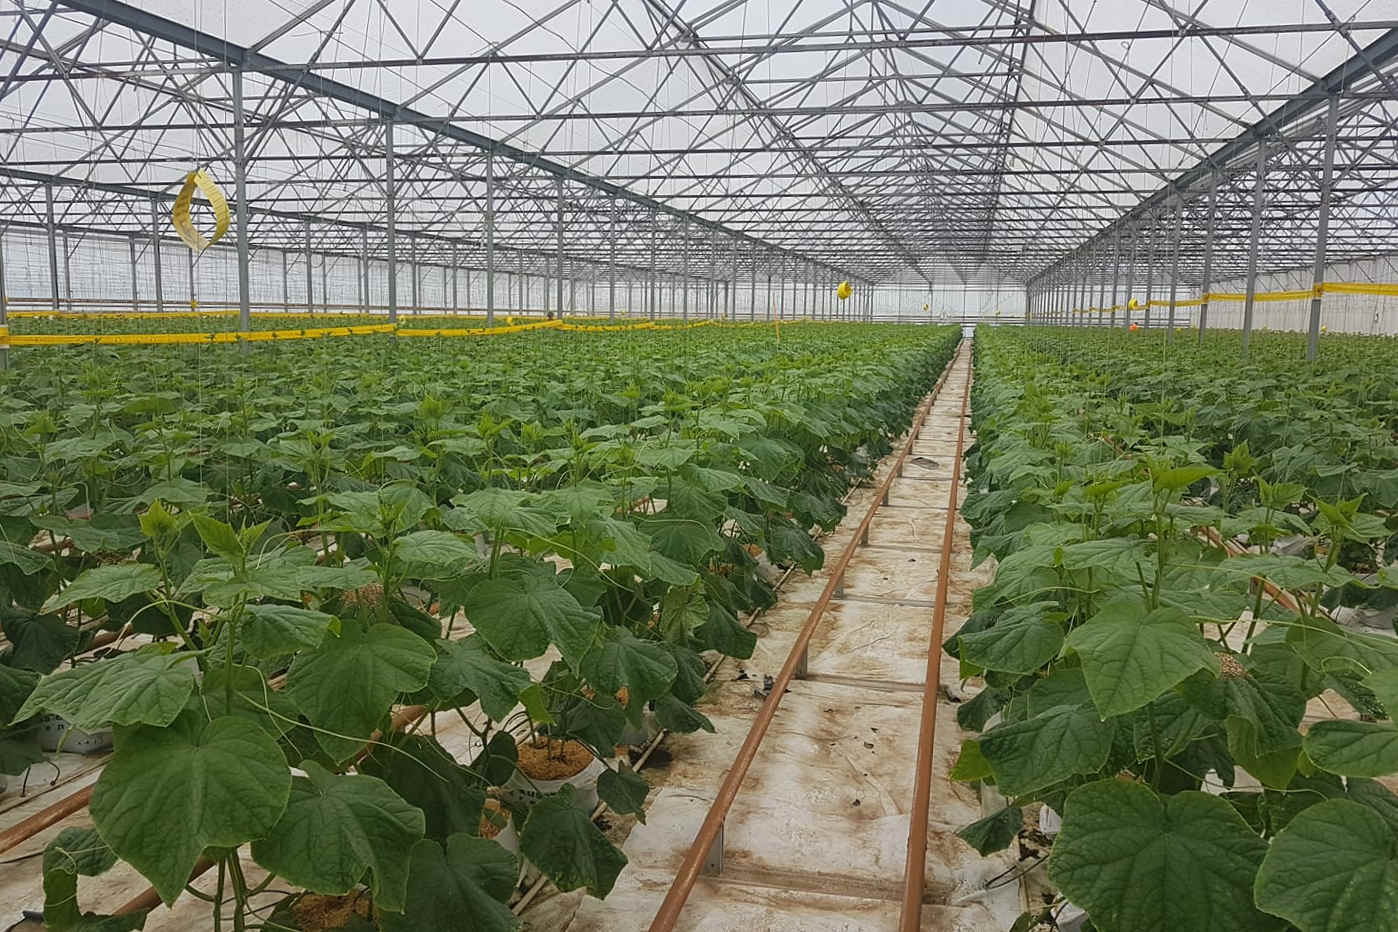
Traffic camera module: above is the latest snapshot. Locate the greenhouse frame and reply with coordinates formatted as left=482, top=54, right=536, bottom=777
left=4, top=2, right=1398, bottom=932
left=1, top=1, right=1395, bottom=343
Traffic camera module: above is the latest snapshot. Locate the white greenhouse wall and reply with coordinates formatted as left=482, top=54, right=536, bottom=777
left=1206, top=255, right=1398, bottom=335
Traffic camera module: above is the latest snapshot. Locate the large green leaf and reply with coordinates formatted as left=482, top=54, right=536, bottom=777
left=1255, top=799, right=1398, bottom=932
left=1049, top=780, right=1275, bottom=932
left=1064, top=596, right=1219, bottom=718
left=90, top=712, right=290, bottom=905
left=979, top=705, right=1115, bottom=796
left=251, top=761, right=424, bottom=912
left=0, top=664, right=39, bottom=722
left=380, top=835, right=520, bottom=932
left=4, top=613, right=80, bottom=674
left=957, top=602, right=1064, bottom=675
left=520, top=784, right=628, bottom=897
left=1303, top=720, right=1398, bottom=777
left=360, top=733, right=486, bottom=842
left=285, top=622, right=435, bottom=760
left=463, top=572, right=600, bottom=666
left=659, top=585, right=708, bottom=643
left=239, top=604, right=338, bottom=658
left=41, top=827, right=146, bottom=932
left=425, top=635, right=531, bottom=720
left=43, top=564, right=162, bottom=612
left=14, top=646, right=196, bottom=730
left=391, top=530, right=479, bottom=578
left=956, top=805, right=1022, bottom=855
left=579, top=628, right=677, bottom=705
left=0, top=538, right=50, bottom=575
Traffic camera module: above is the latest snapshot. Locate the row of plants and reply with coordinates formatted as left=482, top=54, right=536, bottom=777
left=1022, top=326, right=1398, bottom=626
left=948, top=327, right=1398, bottom=932
left=0, top=324, right=960, bottom=929
left=5, top=312, right=635, bottom=335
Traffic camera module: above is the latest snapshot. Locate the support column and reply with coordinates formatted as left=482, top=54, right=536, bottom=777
left=681, top=221, right=689, bottom=322
left=321, top=255, right=329, bottom=314
left=555, top=177, right=565, bottom=315
left=360, top=230, right=369, bottom=312
left=0, top=228, right=7, bottom=369
left=1242, top=141, right=1268, bottom=355
left=384, top=120, right=398, bottom=324
left=1143, top=219, right=1157, bottom=330
left=1124, top=229, right=1137, bottom=328
left=188, top=248, right=196, bottom=311
left=451, top=244, right=458, bottom=312
left=608, top=198, right=617, bottom=322
left=766, top=263, right=773, bottom=321
left=749, top=243, right=757, bottom=320
left=1110, top=236, right=1121, bottom=328
left=149, top=196, right=164, bottom=313
left=62, top=232, right=72, bottom=312
left=305, top=220, right=314, bottom=317
left=485, top=154, right=495, bottom=324
left=1198, top=180, right=1218, bottom=342
left=650, top=210, right=658, bottom=320
left=44, top=184, right=60, bottom=312
left=231, top=67, right=252, bottom=336
left=410, top=249, right=419, bottom=316
left=1307, top=95, right=1340, bottom=361
left=129, top=237, right=139, bottom=311
left=283, top=250, right=291, bottom=312
left=1166, top=197, right=1183, bottom=337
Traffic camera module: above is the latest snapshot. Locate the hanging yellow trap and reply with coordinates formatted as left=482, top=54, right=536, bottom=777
left=172, top=169, right=230, bottom=253
left=1127, top=297, right=1141, bottom=310
left=837, top=281, right=852, bottom=300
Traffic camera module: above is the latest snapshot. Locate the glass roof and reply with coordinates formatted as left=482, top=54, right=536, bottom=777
left=1, top=0, right=1395, bottom=289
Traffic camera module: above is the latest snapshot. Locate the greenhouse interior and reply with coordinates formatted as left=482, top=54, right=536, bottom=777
left=2, top=0, right=1398, bottom=930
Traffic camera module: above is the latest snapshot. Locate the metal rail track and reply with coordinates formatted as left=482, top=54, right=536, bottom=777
left=648, top=341, right=973, bottom=931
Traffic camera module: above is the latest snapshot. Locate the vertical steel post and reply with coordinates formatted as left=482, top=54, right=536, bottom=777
left=230, top=68, right=252, bottom=336
left=1198, top=180, right=1218, bottom=342
left=61, top=232, right=72, bottom=312
left=129, top=237, right=139, bottom=311
left=1307, top=95, right=1340, bottom=361
left=384, top=120, right=398, bottom=324
left=766, top=263, right=773, bottom=321
left=187, top=247, right=196, bottom=311
left=1242, top=141, right=1268, bottom=355
left=0, top=228, right=8, bottom=369
left=1109, top=237, right=1120, bottom=328
left=1124, top=229, right=1137, bottom=328
left=485, top=154, right=495, bottom=324
left=681, top=221, right=689, bottom=322
left=410, top=249, right=419, bottom=315
left=1142, top=217, right=1157, bottom=330
left=304, top=219, right=313, bottom=316
left=359, top=229, right=368, bottom=312
left=608, top=198, right=617, bottom=321
left=451, top=243, right=458, bottom=312
left=519, top=251, right=525, bottom=312
left=1166, top=197, right=1183, bottom=338
left=44, top=184, right=60, bottom=312
left=149, top=196, right=164, bottom=313
left=749, top=243, right=757, bottom=320
left=283, top=249, right=290, bottom=312
left=321, top=255, right=329, bottom=314
left=555, top=177, right=564, bottom=315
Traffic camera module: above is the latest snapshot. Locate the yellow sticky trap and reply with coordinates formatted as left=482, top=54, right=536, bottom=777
left=1128, top=298, right=1140, bottom=310
left=837, top=281, right=852, bottom=300
left=172, top=170, right=230, bottom=253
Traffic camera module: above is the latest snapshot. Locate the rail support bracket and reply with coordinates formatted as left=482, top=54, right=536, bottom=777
left=701, top=821, right=724, bottom=876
